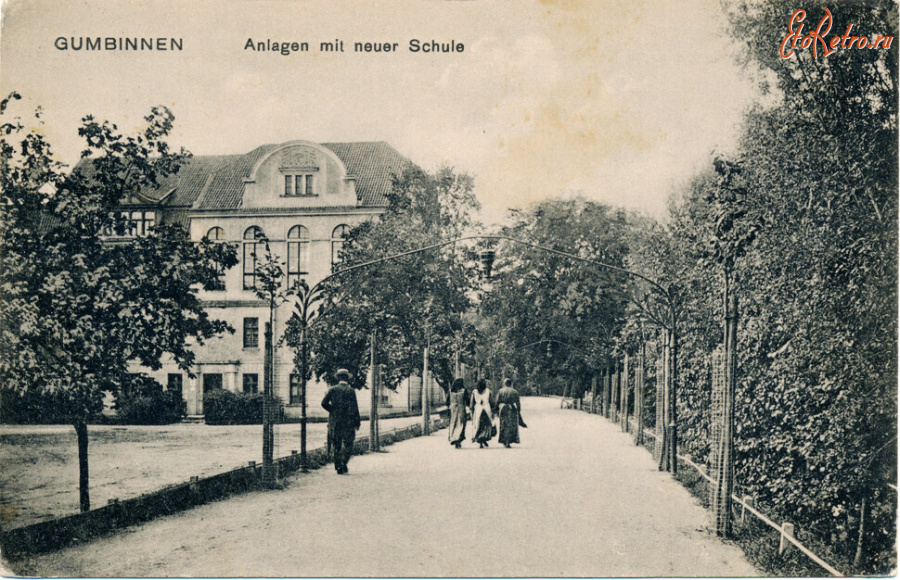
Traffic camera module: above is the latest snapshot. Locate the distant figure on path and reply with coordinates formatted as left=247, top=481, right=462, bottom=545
left=497, top=378, right=522, bottom=448
left=321, top=368, right=361, bottom=474
left=448, top=378, right=468, bottom=448
left=470, top=379, right=495, bottom=448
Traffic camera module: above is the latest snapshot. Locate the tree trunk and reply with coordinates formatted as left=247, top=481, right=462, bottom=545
left=74, top=419, right=90, bottom=512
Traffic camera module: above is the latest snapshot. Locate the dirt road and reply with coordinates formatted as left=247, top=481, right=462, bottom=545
left=7, top=397, right=758, bottom=577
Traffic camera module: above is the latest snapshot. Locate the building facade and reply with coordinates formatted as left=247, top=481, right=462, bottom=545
left=104, top=140, right=421, bottom=417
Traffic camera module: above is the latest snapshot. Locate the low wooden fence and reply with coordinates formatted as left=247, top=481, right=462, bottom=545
left=673, top=446, right=843, bottom=576
left=0, top=417, right=448, bottom=559
left=571, top=400, right=845, bottom=577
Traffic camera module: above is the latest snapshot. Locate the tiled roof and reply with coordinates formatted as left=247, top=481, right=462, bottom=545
left=322, top=142, right=412, bottom=207
left=73, top=141, right=412, bottom=211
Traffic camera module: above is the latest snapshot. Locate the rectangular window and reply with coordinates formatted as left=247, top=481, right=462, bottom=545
left=204, top=262, right=226, bottom=291
left=243, top=242, right=258, bottom=289
left=167, top=373, right=183, bottom=392
left=103, top=210, right=155, bottom=237
left=243, top=373, right=259, bottom=394
left=202, top=373, right=223, bottom=393
left=295, top=175, right=304, bottom=197
left=305, top=174, right=313, bottom=195
left=243, top=317, right=259, bottom=348
left=290, top=373, right=301, bottom=405
left=127, top=211, right=155, bottom=236
left=285, top=175, right=292, bottom=195
left=130, top=211, right=142, bottom=236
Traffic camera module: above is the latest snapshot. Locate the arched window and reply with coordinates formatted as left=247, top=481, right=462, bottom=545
left=204, top=227, right=226, bottom=291
left=287, top=225, right=310, bottom=289
left=243, top=226, right=266, bottom=290
left=331, top=224, right=350, bottom=269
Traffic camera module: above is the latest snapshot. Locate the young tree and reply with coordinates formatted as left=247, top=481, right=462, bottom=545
left=0, top=94, right=237, bottom=512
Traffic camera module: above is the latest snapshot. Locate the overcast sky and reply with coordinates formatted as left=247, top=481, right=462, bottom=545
left=1, top=0, right=760, bottom=222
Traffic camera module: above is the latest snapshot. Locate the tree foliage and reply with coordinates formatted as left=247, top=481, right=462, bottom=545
left=481, top=198, right=633, bottom=394
left=286, top=167, right=481, bottom=392
left=654, top=2, right=898, bottom=572
left=0, top=94, right=237, bottom=510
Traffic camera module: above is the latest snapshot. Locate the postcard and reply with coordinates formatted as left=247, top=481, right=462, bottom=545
left=1, top=0, right=896, bottom=577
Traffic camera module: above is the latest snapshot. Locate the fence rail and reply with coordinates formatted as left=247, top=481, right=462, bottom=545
left=601, top=413, right=846, bottom=576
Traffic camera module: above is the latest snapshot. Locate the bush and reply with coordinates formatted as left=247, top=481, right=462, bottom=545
left=203, top=390, right=281, bottom=425
left=116, top=375, right=184, bottom=425
left=0, top=389, right=75, bottom=424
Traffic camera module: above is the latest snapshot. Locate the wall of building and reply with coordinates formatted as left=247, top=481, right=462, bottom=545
left=134, top=142, right=399, bottom=419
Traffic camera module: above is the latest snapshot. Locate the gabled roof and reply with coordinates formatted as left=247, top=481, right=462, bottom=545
left=73, top=141, right=412, bottom=210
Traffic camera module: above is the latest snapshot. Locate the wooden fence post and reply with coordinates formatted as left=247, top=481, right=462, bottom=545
left=853, top=497, right=867, bottom=570
left=621, top=353, right=630, bottom=432
left=741, top=496, right=752, bottom=524
left=370, top=330, right=379, bottom=453
left=603, top=369, right=611, bottom=418
left=422, top=346, right=430, bottom=435
left=610, top=362, right=619, bottom=421
left=590, top=375, right=598, bottom=414
left=779, top=522, right=795, bottom=554
left=655, top=336, right=667, bottom=468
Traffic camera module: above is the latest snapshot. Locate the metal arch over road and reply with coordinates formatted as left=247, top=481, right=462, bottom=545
left=288, top=233, right=682, bottom=476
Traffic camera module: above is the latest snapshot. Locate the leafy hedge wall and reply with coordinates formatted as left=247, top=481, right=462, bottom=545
left=203, top=390, right=282, bottom=425
left=115, top=376, right=185, bottom=425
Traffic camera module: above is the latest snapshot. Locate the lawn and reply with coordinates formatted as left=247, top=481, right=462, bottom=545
left=0, top=415, right=424, bottom=532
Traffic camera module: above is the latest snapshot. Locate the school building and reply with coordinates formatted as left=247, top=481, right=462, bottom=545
left=101, top=140, right=439, bottom=418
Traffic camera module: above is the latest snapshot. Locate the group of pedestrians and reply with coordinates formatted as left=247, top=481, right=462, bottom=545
left=321, top=369, right=527, bottom=476
left=448, top=377, right=525, bottom=449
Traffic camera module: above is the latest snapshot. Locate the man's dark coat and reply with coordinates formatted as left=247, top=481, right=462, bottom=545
left=321, top=381, right=361, bottom=451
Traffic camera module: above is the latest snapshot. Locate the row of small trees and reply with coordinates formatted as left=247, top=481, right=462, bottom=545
left=0, top=4, right=894, bottom=570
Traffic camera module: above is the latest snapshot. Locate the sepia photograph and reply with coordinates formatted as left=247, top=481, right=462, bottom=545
left=0, top=0, right=896, bottom=576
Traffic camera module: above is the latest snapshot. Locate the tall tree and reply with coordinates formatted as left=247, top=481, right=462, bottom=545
left=286, top=166, right=481, bottom=393
left=0, top=94, right=236, bottom=512
left=482, top=198, right=633, bottom=393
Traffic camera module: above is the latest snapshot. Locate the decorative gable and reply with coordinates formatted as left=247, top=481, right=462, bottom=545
left=279, top=148, right=318, bottom=171
left=240, top=141, right=358, bottom=209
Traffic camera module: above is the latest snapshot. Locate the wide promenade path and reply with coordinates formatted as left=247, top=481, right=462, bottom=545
left=10, top=397, right=759, bottom=577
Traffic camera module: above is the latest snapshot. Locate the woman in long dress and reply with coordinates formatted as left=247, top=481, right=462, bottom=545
left=447, top=378, right=468, bottom=448
left=497, top=378, right=521, bottom=448
left=469, top=379, right=495, bottom=448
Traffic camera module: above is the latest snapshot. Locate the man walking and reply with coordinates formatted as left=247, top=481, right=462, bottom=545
left=321, top=368, right=361, bottom=474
